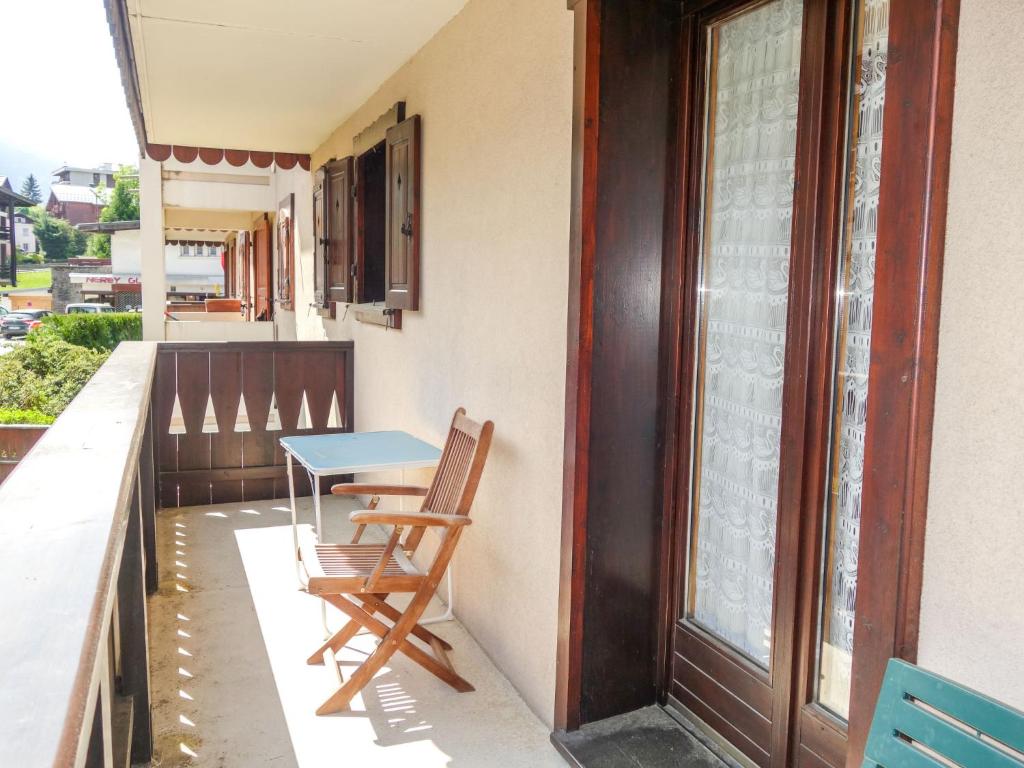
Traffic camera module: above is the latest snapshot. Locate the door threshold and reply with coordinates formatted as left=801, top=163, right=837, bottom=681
left=551, top=705, right=736, bottom=767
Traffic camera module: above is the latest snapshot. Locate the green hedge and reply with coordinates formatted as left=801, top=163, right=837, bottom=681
left=0, top=409, right=55, bottom=425
left=40, top=312, right=142, bottom=351
left=0, top=334, right=108, bottom=417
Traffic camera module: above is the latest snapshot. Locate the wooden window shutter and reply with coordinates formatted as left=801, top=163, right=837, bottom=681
left=253, top=215, right=273, bottom=321
left=240, top=230, right=252, bottom=320
left=326, top=157, right=355, bottom=304
left=312, top=166, right=328, bottom=307
left=276, top=193, right=295, bottom=309
left=385, top=115, right=420, bottom=311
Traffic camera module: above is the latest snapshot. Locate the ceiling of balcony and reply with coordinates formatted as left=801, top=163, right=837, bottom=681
left=121, top=0, right=467, bottom=153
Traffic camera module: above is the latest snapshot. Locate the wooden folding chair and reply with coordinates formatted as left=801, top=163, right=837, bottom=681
left=298, top=408, right=494, bottom=715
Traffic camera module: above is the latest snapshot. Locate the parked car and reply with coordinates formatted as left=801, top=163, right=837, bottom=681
left=1, top=309, right=51, bottom=338
left=66, top=303, right=116, bottom=314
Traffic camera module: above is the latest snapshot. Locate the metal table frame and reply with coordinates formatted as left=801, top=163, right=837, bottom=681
left=280, top=431, right=454, bottom=629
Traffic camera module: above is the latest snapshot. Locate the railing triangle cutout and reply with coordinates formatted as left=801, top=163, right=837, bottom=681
left=327, top=391, right=342, bottom=429
left=266, top=393, right=282, bottom=432
left=234, top=393, right=251, bottom=433
left=201, top=394, right=219, bottom=434
left=169, top=393, right=186, bottom=435
left=297, top=391, right=312, bottom=431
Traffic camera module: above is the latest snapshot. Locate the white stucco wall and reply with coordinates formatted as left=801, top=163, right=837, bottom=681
left=112, top=230, right=222, bottom=279
left=269, top=166, right=317, bottom=342
left=295, top=0, right=573, bottom=725
left=917, top=0, right=1024, bottom=710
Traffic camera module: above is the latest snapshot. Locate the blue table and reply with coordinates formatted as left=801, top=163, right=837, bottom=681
left=280, top=430, right=442, bottom=543
left=280, top=431, right=445, bottom=628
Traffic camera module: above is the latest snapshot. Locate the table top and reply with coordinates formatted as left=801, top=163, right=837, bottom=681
left=279, top=430, right=442, bottom=475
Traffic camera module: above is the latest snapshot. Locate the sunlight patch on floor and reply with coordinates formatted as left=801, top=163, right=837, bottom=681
left=148, top=495, right=563, bottom=768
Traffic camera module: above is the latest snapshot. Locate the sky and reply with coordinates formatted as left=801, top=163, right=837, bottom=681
left=0, top=0, right=138, bottom=193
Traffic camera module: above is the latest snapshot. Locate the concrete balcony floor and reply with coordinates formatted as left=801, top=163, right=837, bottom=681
left=149, top=495, right=565, bottom=768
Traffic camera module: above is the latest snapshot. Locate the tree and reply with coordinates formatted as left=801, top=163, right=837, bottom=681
left=100, top=165, right=139, bottom=222
left=86, top=232, right=110, bottom=259
left=26, top=207, right=87, bottom=261
left=19, top=174, right=42, bottom=204
left=88, top=166, right=139, bottom=260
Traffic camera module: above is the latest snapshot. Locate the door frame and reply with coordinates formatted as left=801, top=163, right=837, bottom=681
left=555, top=0, right=962, bottom=765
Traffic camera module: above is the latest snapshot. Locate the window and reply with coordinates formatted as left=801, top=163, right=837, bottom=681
left=181, top=244, right=191, bottom=257
left=313, top=112, right=421, bottom=319
left=92, top=173, right=100, bottom=185
left=357, top=142, right=387, bottom=303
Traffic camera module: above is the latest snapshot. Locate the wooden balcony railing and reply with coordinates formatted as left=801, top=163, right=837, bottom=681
left=0, top=424, right=48, bottom=484
left=0, top=339, right=354, bottom=766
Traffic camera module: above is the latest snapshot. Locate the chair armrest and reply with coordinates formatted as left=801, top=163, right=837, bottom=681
left=331, top=483, right=430, bottom=497
left=349, top=510, right=471, bottom=528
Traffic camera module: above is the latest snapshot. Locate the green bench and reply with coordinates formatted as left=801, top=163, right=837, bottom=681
left=864, top=658, right=1024, bottom=767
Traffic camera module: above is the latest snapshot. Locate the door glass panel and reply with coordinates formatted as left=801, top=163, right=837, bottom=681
left=687, top=0, right=804, bottom=668
left=816, top=0, right=890, bottom=720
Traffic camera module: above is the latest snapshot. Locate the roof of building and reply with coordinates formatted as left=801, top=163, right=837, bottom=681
left=48, top=184, right=111, bottom=205
left=77, top=220, right=140, bottom=233
left=51, top=163, right=115, bottom=176
left=0, top=177, right=37, bottom=207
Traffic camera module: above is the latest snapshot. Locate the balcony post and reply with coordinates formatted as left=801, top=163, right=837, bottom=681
left=140, top=405, right=158, bottom=594
left=116, top=476, right=153, bottom=763
left=140, top=155, right=166, bottom=340
left=6, top=200, right=16, bottom=287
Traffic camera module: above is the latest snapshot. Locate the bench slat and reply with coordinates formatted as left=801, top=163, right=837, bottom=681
left=864, top=659, right=1024, bottom=768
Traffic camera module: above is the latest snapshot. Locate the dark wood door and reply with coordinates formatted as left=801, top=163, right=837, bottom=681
left=663, top=0, right=911, bottom=766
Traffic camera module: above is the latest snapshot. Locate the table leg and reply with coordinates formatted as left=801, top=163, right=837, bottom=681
left=312, top=472, right=323, bottom=541
left=311, top=473, right=333, bottom=637
left=287, top=453, right=304, bottom=588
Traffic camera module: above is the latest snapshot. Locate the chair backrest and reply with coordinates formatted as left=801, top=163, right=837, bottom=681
left=401, top=409, right=493, bottom=555
left=864, top=658, right=1024, bottom=768
left=419, top=408, right=493, bottom=518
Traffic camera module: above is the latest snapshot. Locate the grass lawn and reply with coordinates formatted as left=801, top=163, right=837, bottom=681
left=13, top=268, right=52, bottom=291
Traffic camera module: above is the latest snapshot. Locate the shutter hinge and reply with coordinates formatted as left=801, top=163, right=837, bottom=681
left=351, top=185, right=357, bottom=199
left=350, top=264, right=358, bottom=278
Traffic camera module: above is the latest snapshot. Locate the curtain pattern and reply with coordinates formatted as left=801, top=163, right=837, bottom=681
left=819, top=0, right=890, bottom=719
left=690, top=0, right=803, bottom=667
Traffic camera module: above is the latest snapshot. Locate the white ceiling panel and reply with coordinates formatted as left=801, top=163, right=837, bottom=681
left=125, top=0, right=467, bottom=152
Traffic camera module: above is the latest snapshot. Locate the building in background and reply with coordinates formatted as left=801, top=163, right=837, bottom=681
left=46, top=180, right=110, bottom=225
left=52, top=162, right=116, bottom=188
left=76, top=220, right=225, bottom=310
left=46, top=163, right=116, bottom=225
left=13, top=212, right=37, bottom=253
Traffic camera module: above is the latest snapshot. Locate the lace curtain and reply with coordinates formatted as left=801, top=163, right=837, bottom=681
left=690, top=0, right=804, bottom=667
left=818, top=0, right=890, bottom=719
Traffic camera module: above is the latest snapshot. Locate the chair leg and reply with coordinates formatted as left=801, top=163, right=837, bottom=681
left=307, top=593, right=452, bottom=664
left=306, top=619, right=361, bottom=665
left=356, top=593, right=453, bottom=651
left=316, top=593, right=472, bottom=715
left=315, top=624, right=402, bottom=715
